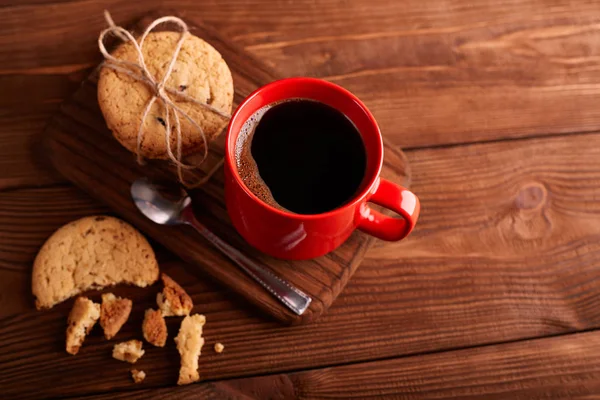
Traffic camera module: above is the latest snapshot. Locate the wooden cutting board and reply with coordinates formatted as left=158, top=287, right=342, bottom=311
left=41, top=11, right=411, bottom=325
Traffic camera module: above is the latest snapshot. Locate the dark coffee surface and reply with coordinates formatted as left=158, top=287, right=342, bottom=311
left=236, top=99, right=366, bottom=215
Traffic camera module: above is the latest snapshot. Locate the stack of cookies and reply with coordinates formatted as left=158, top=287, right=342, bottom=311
left=97, top=30, right=234, bottom=167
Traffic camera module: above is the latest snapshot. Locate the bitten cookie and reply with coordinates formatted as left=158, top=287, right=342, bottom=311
left=32, top=216, right=159, bottom=309
left=66, top=297, right=100, bottom=355
left=100, top=293, right=132, bottom=340
left=175, top=314, right=206, bottom=385
left=157, top=273, right=193, bottom=316
left=98, top=31, right=234, bottom=160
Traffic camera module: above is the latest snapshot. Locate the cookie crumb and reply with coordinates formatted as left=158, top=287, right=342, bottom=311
left=100, top=293, right=132, bottom=340
left=131, top=369, right=146, bottom=384
left=157, top=273, right=193, bottom=317
left=214, top=343, right=224, bottom=353
left=66, top=297, right=100, bottom=355
left=113, top=340, right=145, bottom=363
left=142, top=308, right=167, bottom=347
left=175, top=314, right=206, bottom=385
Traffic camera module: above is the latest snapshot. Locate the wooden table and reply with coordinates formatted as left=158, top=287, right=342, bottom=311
left=3, top=1, right=600, bottom=398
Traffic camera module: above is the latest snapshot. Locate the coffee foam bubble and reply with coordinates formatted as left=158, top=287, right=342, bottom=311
left=235, top=103, right=288, bottom=211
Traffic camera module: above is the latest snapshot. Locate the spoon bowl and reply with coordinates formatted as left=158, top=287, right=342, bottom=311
left=131, top=177, right=191, bottom=225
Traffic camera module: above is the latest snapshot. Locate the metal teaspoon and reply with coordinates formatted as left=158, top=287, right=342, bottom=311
left=130, top=177, right=312, bottom=315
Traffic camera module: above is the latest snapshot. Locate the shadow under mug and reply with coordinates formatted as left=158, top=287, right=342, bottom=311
left=224, top=77, right=420, bottom=260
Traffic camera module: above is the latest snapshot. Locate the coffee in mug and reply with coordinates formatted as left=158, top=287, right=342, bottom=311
left=225, top=77, right=420, bottom=259
left=234, top=99, right=367, bottom=215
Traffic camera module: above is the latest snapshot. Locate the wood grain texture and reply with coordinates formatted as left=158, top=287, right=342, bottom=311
left=0, top=105, right=62, bottom=189
left=0, top=186, right=108, bottom=272
left=41, top=12, right=411, bottom=325
left=3, top=1, right=600, bottom=399
left=80, top=330, right=600, bottom=400
left=3, top=132, right=600, bottom=398
left=4, top=1, right=600, bottom=189
left=0, top=269, right=30, bottom=318
left=242, top=0, right=600, bottom=149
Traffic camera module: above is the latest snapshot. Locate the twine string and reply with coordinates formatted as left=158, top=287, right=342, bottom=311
left=98, top=11, right=229, bottom=186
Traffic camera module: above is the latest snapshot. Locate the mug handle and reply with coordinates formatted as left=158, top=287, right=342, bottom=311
left=358, top=178, right=420, bottom=241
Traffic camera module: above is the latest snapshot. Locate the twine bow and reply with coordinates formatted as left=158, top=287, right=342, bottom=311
left=98, top=11, right=230, bottom=187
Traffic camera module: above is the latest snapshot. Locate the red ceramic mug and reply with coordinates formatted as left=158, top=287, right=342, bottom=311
left=224, top=77, right=420, bottom=260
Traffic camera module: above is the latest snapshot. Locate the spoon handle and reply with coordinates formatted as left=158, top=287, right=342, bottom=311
left=182, top=207, right=312, bottom=316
